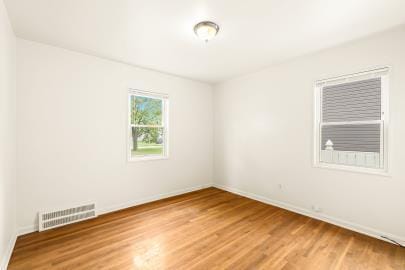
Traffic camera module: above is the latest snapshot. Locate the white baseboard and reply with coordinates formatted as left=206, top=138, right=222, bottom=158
left=18, top=224, right=37, bottom=236
left=17, top=183, right=212, bottom=236
left=15, top=181, right=402, bottom=263
left=98, top=183, right=212, bottom=215
left=213, top=183, right=405, bottom=246
left=0, top=231, right=17, bottom=270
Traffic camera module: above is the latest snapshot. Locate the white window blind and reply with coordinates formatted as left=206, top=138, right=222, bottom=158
left=314, top=68, right=389, bottom=173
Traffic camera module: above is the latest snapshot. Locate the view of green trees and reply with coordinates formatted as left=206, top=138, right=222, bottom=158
left=130, top=96, right=164, bottom=156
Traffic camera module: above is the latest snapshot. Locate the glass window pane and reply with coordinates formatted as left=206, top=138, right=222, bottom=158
left=321, top=124, right=381, bottom=153
left=130, top=95, right=163, bottom=125
left=322, top=78, right=381, bottom=122
left=130, top=127, right=164, bottom=157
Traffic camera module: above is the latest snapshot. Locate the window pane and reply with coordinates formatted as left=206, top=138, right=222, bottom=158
left=322, top=78, right=381, bottom=122
left=321, top=124, right=381, bottom=153
left=130, top=95, right=163, bottom=125
left=130, top=127, right=164, bottom=157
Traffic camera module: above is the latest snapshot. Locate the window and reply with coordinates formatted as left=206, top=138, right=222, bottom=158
left=128, top=90, right=168, bottom=161
left=314, top=68, right=389, bottom=174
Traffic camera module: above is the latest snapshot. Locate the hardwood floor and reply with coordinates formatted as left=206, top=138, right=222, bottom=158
left=8, top=188, right=405, bottom=270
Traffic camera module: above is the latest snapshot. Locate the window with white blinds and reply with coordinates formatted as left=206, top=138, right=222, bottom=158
left=314, top=68, right=389, bottom=173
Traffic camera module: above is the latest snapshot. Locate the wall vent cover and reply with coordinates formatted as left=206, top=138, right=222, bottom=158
left=38, top=203, right=97, bottom=231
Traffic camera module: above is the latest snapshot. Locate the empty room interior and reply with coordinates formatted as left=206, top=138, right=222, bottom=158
left=1, top=0, right=405, bottom=269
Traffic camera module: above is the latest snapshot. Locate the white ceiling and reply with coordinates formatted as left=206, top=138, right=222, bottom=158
left=5, top=0, right=405, bottom=83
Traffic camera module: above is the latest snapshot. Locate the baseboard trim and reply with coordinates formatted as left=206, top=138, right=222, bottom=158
left=17, top=224, right=37, bottom=236
left=0, top=231, right=17, bottom=270
left=213, top=183, right=405, bottom=246
left=98, top=183, right=212, bottom=215
left=16, top=182, right=403, bottom=256
left=17, top=183, right=212, bottom=236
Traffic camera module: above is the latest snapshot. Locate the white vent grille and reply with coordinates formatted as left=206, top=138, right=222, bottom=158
left=39, top=203, right=97, bottom=231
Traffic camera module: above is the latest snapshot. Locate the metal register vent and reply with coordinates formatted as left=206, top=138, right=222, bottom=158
left=39, top=203, right=97, bottom=231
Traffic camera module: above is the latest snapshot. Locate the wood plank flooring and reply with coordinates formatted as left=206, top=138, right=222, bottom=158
left=8, top=188, right=405, bottom=269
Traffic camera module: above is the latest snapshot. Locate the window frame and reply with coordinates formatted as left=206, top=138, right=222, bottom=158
left=127, top=89, right=169, bottom=162
left=313, top=67, right=390, bottom=175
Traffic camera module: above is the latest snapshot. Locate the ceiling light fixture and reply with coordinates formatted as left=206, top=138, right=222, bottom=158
left=194, top=21, right=219, bottom=42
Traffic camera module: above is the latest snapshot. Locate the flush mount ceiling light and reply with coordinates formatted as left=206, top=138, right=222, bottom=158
left=194, top=21, right=219, bottom=42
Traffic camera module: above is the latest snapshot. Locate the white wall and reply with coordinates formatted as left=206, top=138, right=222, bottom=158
left=213, top=26, right=405, bottom=241
left=17, top=39, right=213, bottom=232
left=0, top=0, right=16, bottom=268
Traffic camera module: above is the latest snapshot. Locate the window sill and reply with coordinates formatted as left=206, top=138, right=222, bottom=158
left=313, top=163, right=391, bottom=177
left=128, top=155, right=169, bottom=162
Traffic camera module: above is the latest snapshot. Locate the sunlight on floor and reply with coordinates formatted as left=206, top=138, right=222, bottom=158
left=133, top=238, right=165, bottom=269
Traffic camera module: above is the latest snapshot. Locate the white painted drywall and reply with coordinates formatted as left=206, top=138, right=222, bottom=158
left=0, top=1, right=17, bottom=268
left=213, top=26, right=405, bottom=240
left=5, top=0, right=405, bottom=83
left=16, top=39, right=213, bottom=231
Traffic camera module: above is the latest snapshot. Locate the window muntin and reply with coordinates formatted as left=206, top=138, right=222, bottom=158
left=128, top=91, right=168, bottom=160
left=314, top=68, right=389, bottom=173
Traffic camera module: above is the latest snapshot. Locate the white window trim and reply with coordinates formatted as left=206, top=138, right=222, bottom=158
left=313, top=67, right=390, bottom=176
left=127, top=89, right=169, bottom=162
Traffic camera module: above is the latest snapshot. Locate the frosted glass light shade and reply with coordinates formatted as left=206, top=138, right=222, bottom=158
left=194, top=21, right=219, bottom=42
